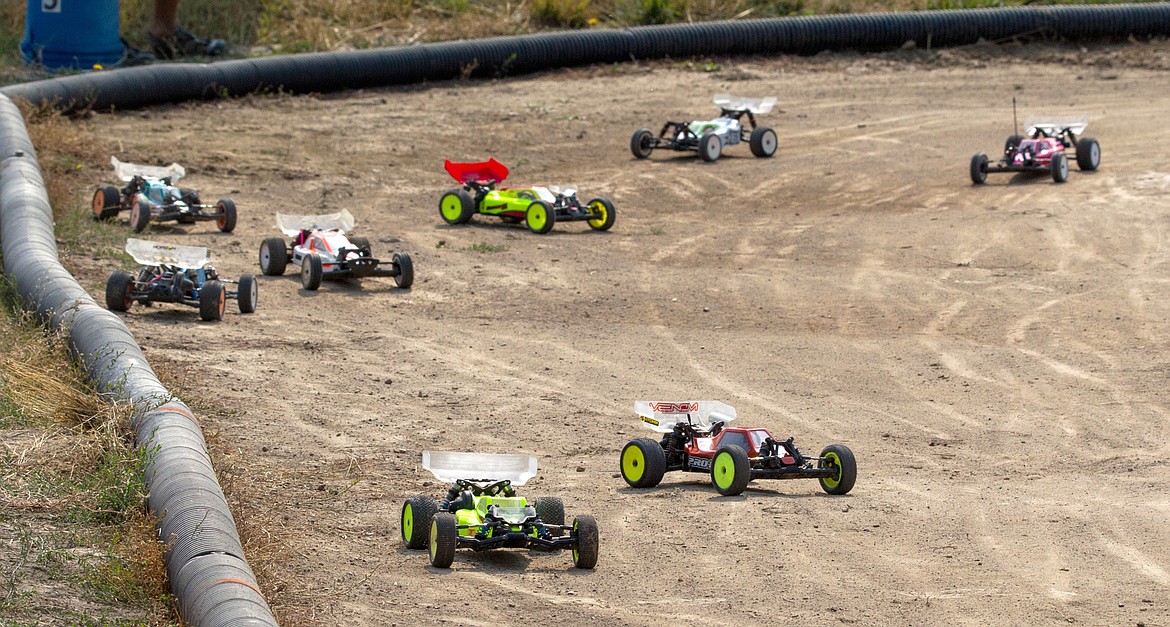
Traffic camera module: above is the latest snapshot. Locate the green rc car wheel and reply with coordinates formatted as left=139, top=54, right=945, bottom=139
left=92, top=186, right=121, bottom=221
left=710, top=445, right=751, bottom=496
left=525, top=200, right=556, bottom=234
left=818, top=444, right=857, bottom=495
left=534, top=497, right=565, bottom=537
left=439, top=189, right=475, bottom=225
left=620, top=438, right=666, bottom=488
left=198, top=280, right=226, bottom=322
left=401, top=495, right=437, bottom=550
left=429, top=512, right=458, bottom=568
left=586, top=197, right=616, bottom=232
left=571, top=515, right=599, bottom=570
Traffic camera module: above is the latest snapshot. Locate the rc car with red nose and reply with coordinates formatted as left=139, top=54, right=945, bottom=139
left=400, top=451, right=599, bottom=570
left=630, top=94, right=779, bottom=163
left=439, top=159, right=615, bottom=234
left=257, top=209, right=413, bottom=291
left=970, top=116, right=1101, bottom=184
left=105, top=238, right=257, bottom=322
left=619, top=401, right=857, bottom=497
left=91, top=157, right=238, bottom=233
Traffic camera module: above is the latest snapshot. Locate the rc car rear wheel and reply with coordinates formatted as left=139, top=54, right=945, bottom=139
left=301, top=253, right=323, bottom=291
left=1004, top=134, right=1023, bottom=155
left=630, top=129, right=654, bottom=159
left=429, top=512, right=458, bottom=568
left=620, top=438, right=666, bottom=488
left=259, top=238, right=288, bottom=276
left=92, top=186, right=121, bottom=221
left=105, top=271, right=135, bottom=312
left=571, top=515, right=599, bottom=570
left=818, top=444, right=857, bottom=495
left=534, top=497, right=565, bottom=537
left=348, top=236, right=371, bottom=256
left=1051, top=152, right=1069, bottom=183
left=750, top=127, right=778, bottom=158
left=401, top=495, right=437, bottom=550
left=216, top=198, right=238, bottom=233
left=1076, top=137, right=1101, bottom=171
left=526, top=200, right=556, bottom=234
left=969, top=153, right=989, bottom=185
left=237, top=274, right=258, bottom=313
left=199, top=281, right=226, bottom=322
left=586, top=197, right=616, bottom=232
left=710, top=445, right=751, bottom=496
left=699, top=133, right=722, bottom=162
left=392, top=252, right=414, bottom=289
left=439, top=189, right=475, bottom=225
left=130, top=199, right=152, bottom=233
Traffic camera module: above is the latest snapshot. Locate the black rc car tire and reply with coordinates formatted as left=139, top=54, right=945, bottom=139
left=348, top=236, right=371, bottom=256
left=818, top=444, right=858, bottom=495
left=586, top=197, right=616, bottom=232
left=105, top=271, right=135, bottom=312
left=439, top=189, right=476, bottom=225
left=1051, top=152, right=1069, bottom=183
left=630, top=129, right=654, bottom=159
left=1076, top=138, right=1100, bottom=171
left=199, top=280, right=226, bottom=321
left=216, top=198, right=237, bottom=233
left=92, top=186, right=121, bottom=221
left=401, top=495, right=438, bottom=550
left=620, top=438, right=667, bottom=488
left=392, top=252, right=414, bottom=289
left=571, top=515, right=599, bottom=570
left=534, top=497, right=566, bottom=537
left=429, top=512, right=458, bottom=568
left=237, top=274, right=258, bottom=313
left=526, top=200, right=556, bottom=234
left=302, top=253, right=323, bottom=291
left=699, top=132, right=722, bottom=162
left=710, top=444, right=751, bottom=496
left=259, top=237, right=288, bottom=276
left=131, top=199, right=152, bottom=233
left=970, top=153, right=989, bottom=185
left=750, top=127, right=778, bottom=158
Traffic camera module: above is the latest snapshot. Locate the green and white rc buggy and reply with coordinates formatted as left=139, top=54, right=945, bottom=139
left=401, top=451, right=599, bottom=569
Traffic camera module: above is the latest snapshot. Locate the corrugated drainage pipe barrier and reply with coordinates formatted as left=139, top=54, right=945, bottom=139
left=1, top=4, right=1168, bottom=625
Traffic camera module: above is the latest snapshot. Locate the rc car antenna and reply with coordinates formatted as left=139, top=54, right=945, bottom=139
left=1012, top=97, right=1019, bottom=139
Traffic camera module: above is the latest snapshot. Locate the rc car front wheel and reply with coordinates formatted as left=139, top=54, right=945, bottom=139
left=586, top=197, right=616, bottom=232
left=571, top=515, right=599, bottom=570
left=1076, top=137, right=1100, bottom=171
left=105, top=271, right=135, bottom=312
left=630, top=129, right=654, bottom=159
left=534, top=497, right=565, bottom=537
left=92, top=186, right=121, bottom=221
left=710, top=445, right=751, bottom=496
left=429, top=512, right=458, bottom=568
left=439, top=189, right=475, bottom=225
left=1051, top=152, right=1069, bottom=183
left=259, top=237, right=289, bottom=276
left=199, top=280, right=226, bottom=321
left=237, top=275, right=258, bottom=313
left=969, top=153, right=989, bottom=185
left=401, top=495, right=438, bottom=550
left=301, top=253, right=323, bottom=291
left=392, top=252, right=414, bottom=289
left=216, top=198, right=238, bottom=233
left=699, top=133, right=722, bottom=162
left=525, top=200, right=556, bottom=234
left=818, top=444, right=857, bottom=495
left=620, top=438, right=667, bottom=488
left=130, top=199, right=152, bottom=232
left=750, top=127, right=778, bottom=158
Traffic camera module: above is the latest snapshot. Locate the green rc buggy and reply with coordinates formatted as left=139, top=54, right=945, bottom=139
left=401, top=451, right=599, bottom=569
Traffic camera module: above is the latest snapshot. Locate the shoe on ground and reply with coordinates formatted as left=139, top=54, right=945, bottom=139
left=119, top=38, right=156, bottom=67
left=150, top=26, right=226, bottom=59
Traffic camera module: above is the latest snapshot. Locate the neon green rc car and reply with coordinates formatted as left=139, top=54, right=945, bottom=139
left=438, top=159, right=615, bottom=234
left=401, top=451, right=599, bottom=569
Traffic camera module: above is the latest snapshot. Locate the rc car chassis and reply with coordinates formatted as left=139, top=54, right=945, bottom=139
left=92, top=157, right=238, bottom=232
left=631, top=94, right=779, bottom=163
left=401, top=451, right=599, bottom=569
left=439, top=158, right=615, bottom=234
left=258, top=209, right=413, bottom=290
left=619, top=401, right=857, bottom=497
left=105, top=238, right=257, bottom=322
left=970, top=116, right=1101, bottom=184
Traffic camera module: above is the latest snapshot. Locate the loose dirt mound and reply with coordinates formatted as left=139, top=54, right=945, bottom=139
left=78, top=42, right=1170, bottom=624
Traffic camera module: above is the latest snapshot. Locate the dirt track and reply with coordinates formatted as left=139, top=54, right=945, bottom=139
left=76, top=42, right=1170, bottom=624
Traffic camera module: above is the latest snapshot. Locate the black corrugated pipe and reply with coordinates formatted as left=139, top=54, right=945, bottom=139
left=0, top=5, right=1166, bottom=624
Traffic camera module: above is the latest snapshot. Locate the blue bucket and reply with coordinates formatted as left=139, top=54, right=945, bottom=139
left=20, top=0, right=123, bottom=69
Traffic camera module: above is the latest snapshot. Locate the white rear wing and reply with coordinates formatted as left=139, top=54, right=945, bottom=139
left=125, top=238, right=209, bottom=268
left=111, top=156, right=184, bottom=183
left=713, top=94, right=776, bottom=115
left=1025, top=115, right=1088, bottom=137
left=634, top=400, right=737, bottom=433
left=275, top=209, right=355, bottom=237
left=422, top=451, right=538, bottom=486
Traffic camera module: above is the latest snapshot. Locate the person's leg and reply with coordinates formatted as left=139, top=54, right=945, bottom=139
left=150, top=0, right=180, bottom=39
left=149, top=0, right=226, bottom=59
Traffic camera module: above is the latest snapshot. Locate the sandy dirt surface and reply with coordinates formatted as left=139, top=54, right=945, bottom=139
left=72, top=41, right=1170, bottom=625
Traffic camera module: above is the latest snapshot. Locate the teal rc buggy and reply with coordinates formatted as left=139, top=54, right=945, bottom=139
left=438, top=159, right=616, bottom=234
left=400, top=451, right=599, bottom=569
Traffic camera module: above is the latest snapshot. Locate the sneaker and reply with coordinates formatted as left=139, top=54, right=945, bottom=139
left=119, top=38, right=156, bottom=67
left=150, top=26, right=226, bottom=60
